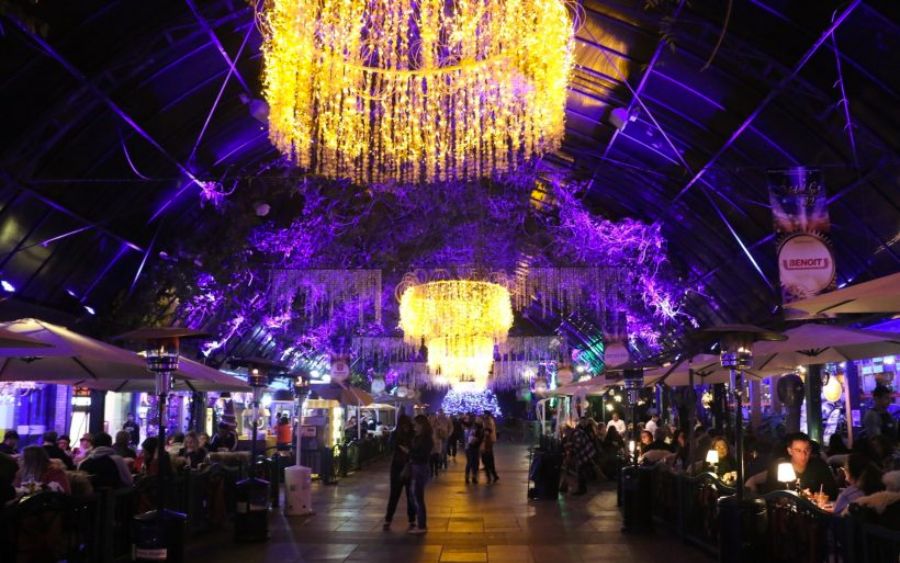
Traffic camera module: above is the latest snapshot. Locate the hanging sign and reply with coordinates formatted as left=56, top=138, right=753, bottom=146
left=331, top=356, right=350, bottom=384
left=768, top=168, right=836, bottom=303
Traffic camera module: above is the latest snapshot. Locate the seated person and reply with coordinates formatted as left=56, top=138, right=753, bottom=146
left=17, top=445, right=70, bottom=494
left=165, top=433, right=185, bottom=456
left=637, top=430, right=654, bottom=456
left=0, top=430, right=19, bottom=455
left=178, top=432, right=208, bottom=469
left=78, top=432, right=134, bottom=489
left=833, top=453, right=884, bottom=515
left=139, top=437, right=173, bottom=477
left=42, top=431, right=75, bottom=470
left=646, top=428, right=675, bottom=453
left=0, top=453, right=18, bottom=505
left=209, top=423, right=237, bottom=452
left=113, top=430, right=137, bottom=460
left=764, top=432, right=838, bottom=500
left=708, top=437, right=738, bottom=478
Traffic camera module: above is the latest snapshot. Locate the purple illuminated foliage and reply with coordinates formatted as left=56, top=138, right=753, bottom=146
left=132, top=167, right=695, bottom=372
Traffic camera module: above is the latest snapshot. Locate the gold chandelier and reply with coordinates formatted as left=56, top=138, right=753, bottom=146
left=260, top=0, right=573, bottom=185
left=399, top=280, right=513, bottom=389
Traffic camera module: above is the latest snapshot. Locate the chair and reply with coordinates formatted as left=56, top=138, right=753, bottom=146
left=11, top=492, right=73, bottom=562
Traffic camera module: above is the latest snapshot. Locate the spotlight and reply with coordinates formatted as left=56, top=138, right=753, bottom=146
left=84, top=305, right=96, bottom=315
left=0, top=280, right=14, bottom=293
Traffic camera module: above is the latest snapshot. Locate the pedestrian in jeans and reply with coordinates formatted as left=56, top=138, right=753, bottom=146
left=464, top=415, right=484, bottom=484
left=383, top=415, right=416, bottom=531
left=408, top=415, right=434, bottom=534
left=481, top=427, right=499, bottom=483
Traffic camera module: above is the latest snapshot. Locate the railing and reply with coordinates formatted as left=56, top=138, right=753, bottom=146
left=638, top=463, right=898, bottom=562
left=680, top=472, right=735, bottom=553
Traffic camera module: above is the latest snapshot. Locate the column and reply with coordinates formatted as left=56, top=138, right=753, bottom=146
left=89, top=389, right=107, bottom=435
left=749, top=379, right=762, bottom=432
left=805, top=364, right=824, bottom=444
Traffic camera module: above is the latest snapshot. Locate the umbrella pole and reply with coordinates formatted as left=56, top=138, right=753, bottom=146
left=730, top=366, right=744, bottom=501
left=156, top=372, right=170, bottom=514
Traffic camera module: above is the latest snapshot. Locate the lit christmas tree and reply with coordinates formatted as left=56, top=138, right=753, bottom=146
left=440, top=389, right=502, bottom=418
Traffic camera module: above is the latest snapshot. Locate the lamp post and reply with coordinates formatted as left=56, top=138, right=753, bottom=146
left=115, top=327, right=207, bottom=563
left=704, top=324, right=785, bottom=563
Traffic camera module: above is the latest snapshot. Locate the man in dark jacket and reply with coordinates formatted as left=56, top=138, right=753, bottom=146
left=42, top=431, right=75, bottom=470
left=78, top=432, right=134, bottom=489
left=765, top=432, right=838, bottom=499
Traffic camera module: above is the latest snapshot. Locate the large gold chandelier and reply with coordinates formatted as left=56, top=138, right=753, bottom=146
left=260, top=0, right=573, bottom=184
left=399, top=280, right=513, bottom=389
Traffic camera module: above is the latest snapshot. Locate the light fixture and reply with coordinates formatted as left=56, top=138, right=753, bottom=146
left=0, top=280, right=15, bottom=293
left=400, top=280, right=513, bottom=390
left=83, top=305, right=96, bottom=315
left=260, top=0, right=573, bottom=184
left=777, top=462, right=798, bottom=491
left=605, top=403, right=614, bottom=412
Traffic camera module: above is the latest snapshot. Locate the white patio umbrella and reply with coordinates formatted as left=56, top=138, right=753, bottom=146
left=644, top=354, right=783, bottom=387
left=0, top=318, right=150, bottom=382
left=0, top=318, right=249, bottom=392
left=787, top=272, right=900, bottom=316
left=753, top=324, right=900, bottom=370
left=78, top=357, right=251, bottom=392
left=0, top=327, right=50, bottom=349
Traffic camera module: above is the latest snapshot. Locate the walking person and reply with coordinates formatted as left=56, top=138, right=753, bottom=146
left=481, top=427, right=499, bottom=483
left=449, top=415, right=463, bottom=460
left=464, top=415, right=484, bottom=484
left=408, top=415, right=434, bottom=534
left=436, top=410, right=452, bottom=469
left=383, top=415, right=416, bottom=531
left=429, top=414, right=442, bottom=477
left=571, top=418, right=597, bottom=496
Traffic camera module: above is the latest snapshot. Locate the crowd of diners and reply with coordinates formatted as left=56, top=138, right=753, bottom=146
left=0, top=420, right=245, bottom=505
left=557, top=386, right=900, bottom=516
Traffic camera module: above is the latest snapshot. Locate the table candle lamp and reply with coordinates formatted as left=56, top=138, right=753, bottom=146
left=706, top=449, right=720, bottom=473
left=777, top=462, right=798, bottom=492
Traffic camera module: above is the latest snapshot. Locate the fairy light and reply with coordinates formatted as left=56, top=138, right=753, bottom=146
left=260, top=0, right=573, bottom=184
left=399, top=280, right=513, bottom=389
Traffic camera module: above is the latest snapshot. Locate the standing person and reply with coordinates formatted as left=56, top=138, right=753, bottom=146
left=449, top=415, right=463, bottom=460
left=435, top=410, right=452, bottom=469
left=123, top=413, right=141, bottom=447
left=571, top=418, right=597, bottom=496
left=606, top=413, right=626, bottom=436
left=429, top=414, right=443, bottom=478
left=464, top=415, right=484, bottom=484
left=481, top=427, right=499, bottom=483
left=384, top=415, right=416, bottom=531
left=864, top=385, right=897, bottom=441
left=408, top=415, right=433, bottom=534
left=276, top=415, right=293, bottom=452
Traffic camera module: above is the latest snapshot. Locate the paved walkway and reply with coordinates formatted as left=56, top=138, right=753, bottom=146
left=187, top=443, right=713, bottom=562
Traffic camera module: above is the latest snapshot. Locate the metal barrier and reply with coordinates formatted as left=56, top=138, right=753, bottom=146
left=640, top=463, right=897, bottom=562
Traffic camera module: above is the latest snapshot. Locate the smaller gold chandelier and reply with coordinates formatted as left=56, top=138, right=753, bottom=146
left=399, top=280, right=513, bottom=390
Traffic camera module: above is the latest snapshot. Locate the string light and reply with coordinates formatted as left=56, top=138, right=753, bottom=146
left=399, top=280, right=513, bottom=389
left=260, top=0, right=573, bottom=184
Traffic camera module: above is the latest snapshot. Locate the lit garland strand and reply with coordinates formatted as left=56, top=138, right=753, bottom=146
left=399, top=280, right=513, bottom=389
left=260, top=0, right=573, bottom=184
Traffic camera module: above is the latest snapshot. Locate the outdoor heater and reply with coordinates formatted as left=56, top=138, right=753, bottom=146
left=705, top=324, right=785, bottom=563
left=228, top=357, right=286, bottom=542
left=115, top=327, right=207, bottom=563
